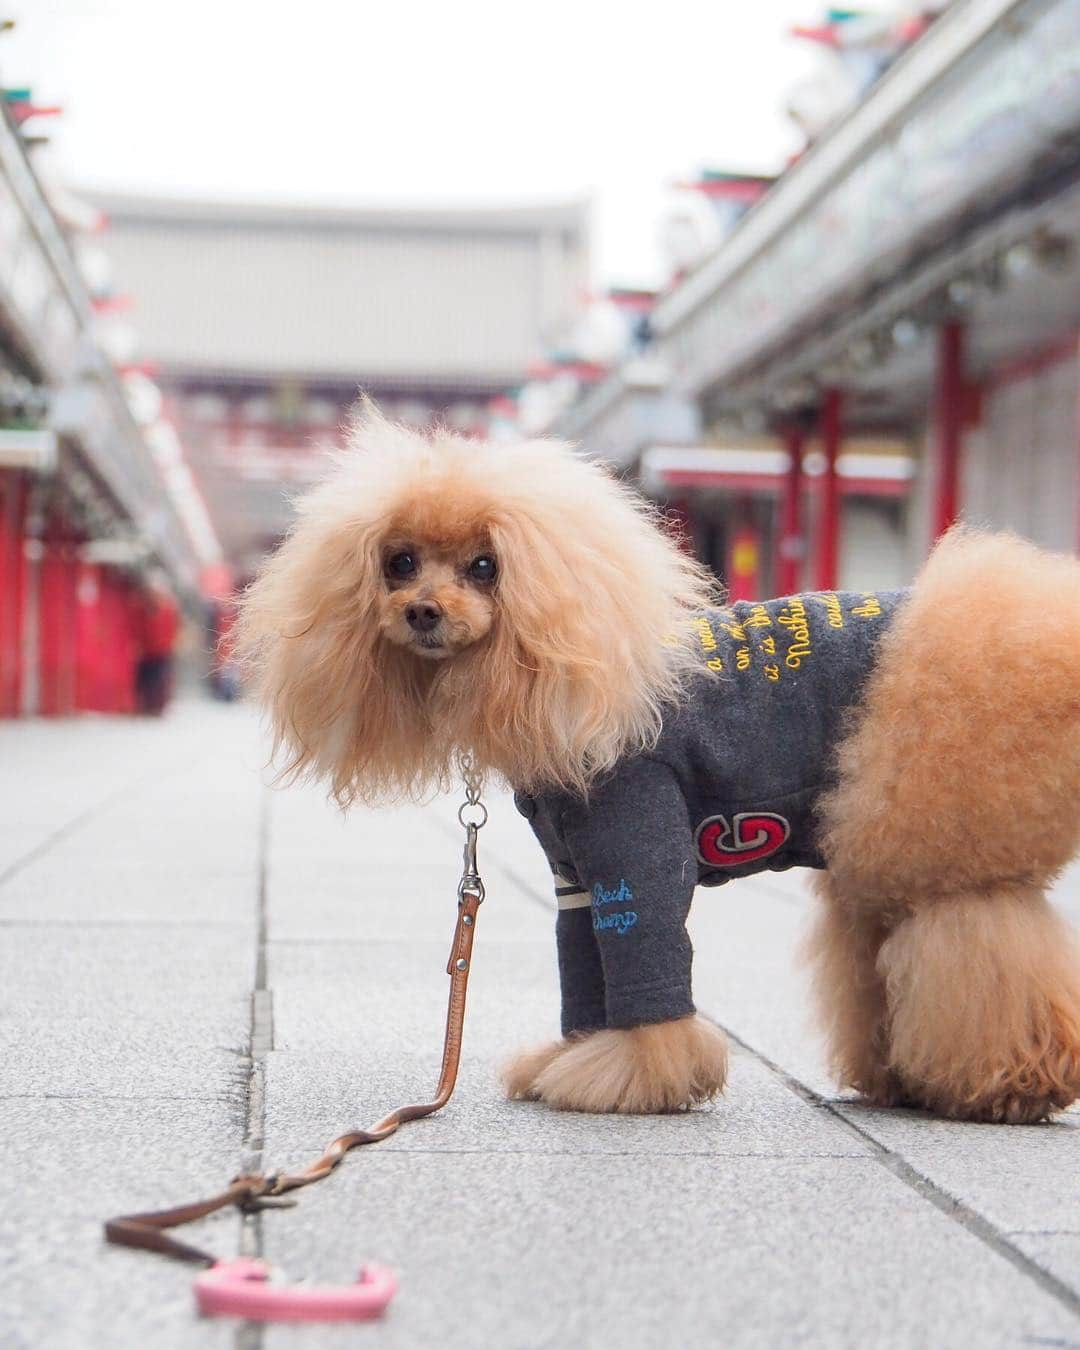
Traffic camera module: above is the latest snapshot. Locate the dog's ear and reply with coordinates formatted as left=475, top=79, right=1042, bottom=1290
left=452, top=442, right=717, bottom=794
left=234, top=427, right=434, bottom=806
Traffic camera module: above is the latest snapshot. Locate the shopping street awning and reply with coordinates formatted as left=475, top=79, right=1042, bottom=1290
left=650, top=0, right=1080, bottom=416
left=640, top=445, right=915, bottom=497
left=0, top=427, right=57, bottom=472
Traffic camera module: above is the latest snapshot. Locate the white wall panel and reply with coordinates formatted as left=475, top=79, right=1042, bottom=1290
left=965, top=354, right=1078, bottom=551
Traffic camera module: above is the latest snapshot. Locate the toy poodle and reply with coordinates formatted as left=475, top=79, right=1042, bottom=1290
left=237, top=402, right=1080, bottom=1124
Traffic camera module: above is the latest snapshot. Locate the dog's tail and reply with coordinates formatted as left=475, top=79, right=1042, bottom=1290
left=818, top=526, right=1080, bottom=901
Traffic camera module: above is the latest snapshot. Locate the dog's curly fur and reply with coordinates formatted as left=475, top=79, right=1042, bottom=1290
left=503, top=1016, right=730, bottom=1114
left=806, top=529, right=1080, bottom=1122
left=236, top=400, right=715, bottom=806
left=238, top=406, right=1080, bottom=1122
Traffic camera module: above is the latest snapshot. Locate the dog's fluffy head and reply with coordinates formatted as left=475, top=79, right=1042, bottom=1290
left=236, top=401, right=717, bottom=804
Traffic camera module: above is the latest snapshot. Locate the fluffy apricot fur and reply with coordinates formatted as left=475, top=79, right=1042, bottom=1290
left=235, top=400, right=715, bottom=805
left=239, top=408, right=1080, bottom=1123
left=807, top=529, right=1080, bottom=1122
left=503, top=1016, right=729, bottom=1114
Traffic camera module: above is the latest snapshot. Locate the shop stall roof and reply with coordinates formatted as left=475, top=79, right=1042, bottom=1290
left=651, top=0, right=1080, bottom=419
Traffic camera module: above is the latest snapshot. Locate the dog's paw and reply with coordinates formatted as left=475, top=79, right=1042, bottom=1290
left=530, top=1015, right=729, bottom=1114
left=897, top=1005, right=1080, bottom=1124
left=501, top=1039, right=569, bottom=1101
left=846, top=1065, right=913, bottom=1111
left=877, top=889, right=1080, bottom=1124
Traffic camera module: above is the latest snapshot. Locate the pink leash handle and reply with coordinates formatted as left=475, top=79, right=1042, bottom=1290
left=194, top=1258, right=397, bottom=1322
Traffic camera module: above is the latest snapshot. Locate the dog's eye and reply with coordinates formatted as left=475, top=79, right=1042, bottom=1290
left=386, top=551, right=417, bottom=579
left=468, top=555, right=497, bottom=583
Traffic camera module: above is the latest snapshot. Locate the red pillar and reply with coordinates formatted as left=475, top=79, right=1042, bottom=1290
left=38, top=540, right=67, bottom=715
left=75, top=562, right=105, bottom=711
left=38, top=530, right=80, bottom=716
left=816, top=388, right=843, bottom=590
left=933, top=320, right=965, bottom=539
left=119, top=579, right=142, bottom=713
left=97, top=572, right=132, bottom=713
left=0, top=471, right=27, bottom=716
left=100, top=575, right=122, bottom=712
left=777, top=426, right=805, bottom=595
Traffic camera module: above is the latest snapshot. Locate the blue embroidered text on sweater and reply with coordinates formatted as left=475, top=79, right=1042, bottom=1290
left=514, top=589, right=906, bottom=1037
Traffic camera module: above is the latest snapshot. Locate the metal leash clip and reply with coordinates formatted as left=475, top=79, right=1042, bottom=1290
left=457, top=751, right=487, bottom=902
left=458, top=821, right=485, bottom=902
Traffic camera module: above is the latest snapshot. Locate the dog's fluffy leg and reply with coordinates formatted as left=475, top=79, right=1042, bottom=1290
left=804, top=876, right=905, bottom=1106
left=809, top=529, right=1080, bottom=1120
left=501, top=1040, right=568, bottom=1101
left=878, top=885, right=1080, bottom=1123
left=521, top=1014, right=728, bottom=1113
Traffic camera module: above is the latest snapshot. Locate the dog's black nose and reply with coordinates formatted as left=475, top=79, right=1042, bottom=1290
left=406, top=602, right=443, bottom=633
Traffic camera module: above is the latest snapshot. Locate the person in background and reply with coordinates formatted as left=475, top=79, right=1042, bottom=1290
left=135, top=586, right=180, bottom=715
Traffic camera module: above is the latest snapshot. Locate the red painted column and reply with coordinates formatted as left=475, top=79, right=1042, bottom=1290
left=777, top=426, right=805, bottom=595
left=816, top=388, right=843, bottom=590
left=99, top=575, right=121, bottom=712
left=75, top=561, right=105, bottom=711
left=933, top=320, right=965, bottom=539
left=99, top=573, right=129, bottom=713
left=120, top=580, right=142, bottom=713
left=64, top=545, right=82, bottom=712
left=0, top=472, right=27, bottom=716
left=37, top=538, right=65, bottom=716
left=38, top=529, right=80, bottom=716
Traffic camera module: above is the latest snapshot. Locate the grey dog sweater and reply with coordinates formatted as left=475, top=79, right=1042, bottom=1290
left=514, top=589, right=906, bottom=1036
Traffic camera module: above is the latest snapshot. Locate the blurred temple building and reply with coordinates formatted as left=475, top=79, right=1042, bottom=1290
left=0, top=103, right=215, bottom=718
left=0, top=120, right=585, bottom=717
left=546, top=0, right=1080, bottom=596
left=4, top=0, right=1078, bottom=719
left=92, top=195, right=588, bottom=577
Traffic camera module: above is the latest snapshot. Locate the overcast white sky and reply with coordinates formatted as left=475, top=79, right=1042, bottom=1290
left=12, top=0, right=829, bottom=287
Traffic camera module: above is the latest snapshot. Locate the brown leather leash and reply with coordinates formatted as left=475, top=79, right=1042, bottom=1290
left=104, top=760, right=489, bottom=1278
left=104, top=889, right=480, bottom=1266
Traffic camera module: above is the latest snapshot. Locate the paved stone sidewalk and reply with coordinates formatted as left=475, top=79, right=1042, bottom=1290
left=1, top=703, right=1078, bottom=1349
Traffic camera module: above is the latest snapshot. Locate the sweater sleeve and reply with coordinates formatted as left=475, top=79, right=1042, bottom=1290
left=515, top=791, right=608, bottom=1037
left=559, top=757, right=697, bottom=1030
left=555, top=903, right=608, bottom=1037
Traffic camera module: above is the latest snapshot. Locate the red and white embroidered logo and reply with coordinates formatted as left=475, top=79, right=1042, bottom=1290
left=695, top=812, right=791, bottom=867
